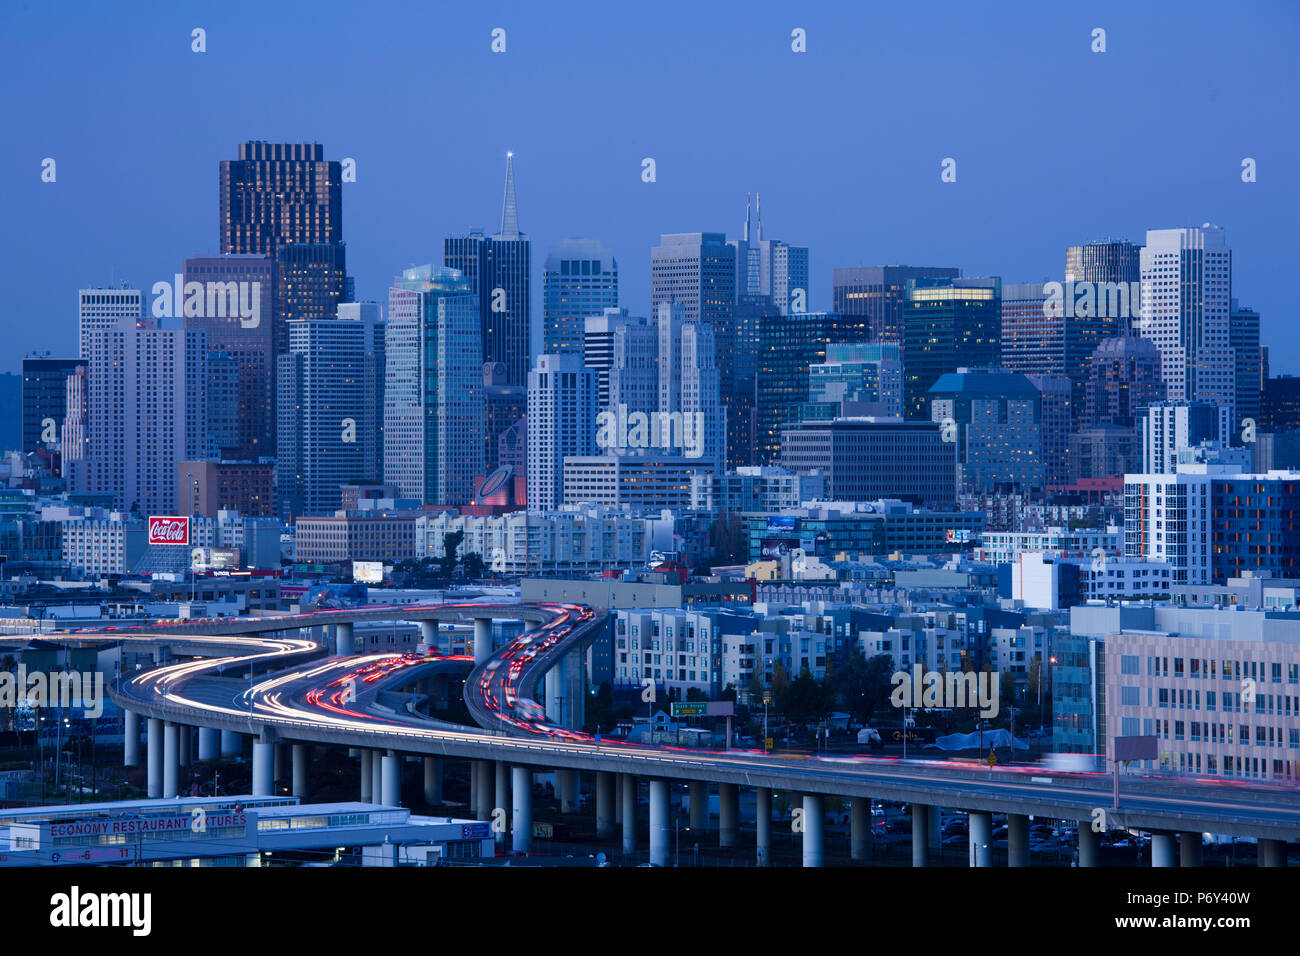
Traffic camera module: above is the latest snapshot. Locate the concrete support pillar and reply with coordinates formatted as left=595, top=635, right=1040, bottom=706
left=162, top=722, right=179, bottom=798
left=545, top=668, right=562, bottom=724
left=419, top=620, right=437, bottom=650
left=911, top=804, right=929, bottom=867
left=147, top=718, right=163, bottom=798
left=621, top=774, right=636, bottom=856
left=475, top=760, right=493, bottom=820
left=969, top=811, right=993, bottom=867
left=648, top=779, right=669, bottom=867
left=689, top=781, right=708, bottom=832
left=371, top=750, right=383, bottom=804
left=756, top=788, right=772, bottom=867
left=252, top=738, right=273, bottom=797
left=123, top=711, right=139, bottom=767
left=381, top=751, right=400, bottom=807
left=177, top=726, right=191, bottom=769
left=1077, top=824, right=1100, bottom=867
left=1180, top=832, right=1203, bottom=867
left=335, top=622, right=354, bottom=656
left=220, top=730, right=241, bottom=758
left=511, top=765, right=532, bottom=853
left=851, top=797, right=871, bottom=860
left=596, top=772, right=615, bottom=838
left=802, top=793, right=824, bottom=867
left=360, top=750, right=373, bottom=801
left=423, top=757, right=442, bottom=805
left=198, top=727, right=219, bottom=762
left=1007, top=813, right=1030, bottom=867
left=1258, top=839, right=1284, bottom=867
left=1151, top=831, right=1176, bottom=867
left=564, top=649, right=585, bottom=730
left=292, top=744, right=309, bottom=799
left=474, top=618, right=492, bottom=665
left=494, top=762, right=509, bottom=846
left=719, top=783, right=739, bottom=848
left=559, top=769, right=579, bottom=813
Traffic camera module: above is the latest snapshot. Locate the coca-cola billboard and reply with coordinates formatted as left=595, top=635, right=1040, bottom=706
left=148, top=516, right=190, bottom=546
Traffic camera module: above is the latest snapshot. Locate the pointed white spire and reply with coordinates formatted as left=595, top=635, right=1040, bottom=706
left=498, top=152, right=520, bottom=238
left=744, top=193, right=752, bottom=242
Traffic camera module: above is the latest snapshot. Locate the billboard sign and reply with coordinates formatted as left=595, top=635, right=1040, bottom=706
left=760, top=537, right=798, bottom=561
left=1113, top=734, right=1159, bottom=762
left=352, top=561, right=385, bottom=584
left=192, top=547, right=240, bottom=571
left=148, top=516, right=190, bottom=546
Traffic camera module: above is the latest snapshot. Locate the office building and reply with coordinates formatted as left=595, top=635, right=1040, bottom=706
left=725, top=195, right=809, bottom=316
left=337, top=302, right=385, bottom=483
left=756, top=311, right=873, bottom=463
left=277, top=317, right=366, bottom=519
left=218, top=142, right=349, bottom=358
left=22, top=357, right=85, bottom=459
left=1083, top=335, right=1163, bottom=428
left=1261, top=375, right=1300, bottom=433
left=78, top=286, right=142, bottom=359
left=901, top=277, right=1001, bottom=420
left=1230, top=300, right=1262, bottom=428
left=182, top=254, right=277, bottom=460
left=1138, top=225, right=1235, bottom=417
left=84, top=318, right=207, bottom=514
left=1140, top=401, right=1223, bottom=474
left=444, top=154, right=531, bottom=387
left=542, top=238, right=617, bottom=355
left=778, top=418, right=956, bottom=506
left=384, top=266, right=484, bottom=506
left=928, top=368, right=1044, bottom=493
left=831, top=265, right=960, bottom=344
left=527, top=354, right=599, bottom=512
left=176, top=459, right=275, bottom=518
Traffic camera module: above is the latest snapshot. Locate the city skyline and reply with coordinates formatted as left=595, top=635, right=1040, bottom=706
left=4, top=0, right=1296, bottom=371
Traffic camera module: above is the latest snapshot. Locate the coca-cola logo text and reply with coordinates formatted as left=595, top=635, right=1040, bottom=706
left=148, top=516, right=190, bottom=545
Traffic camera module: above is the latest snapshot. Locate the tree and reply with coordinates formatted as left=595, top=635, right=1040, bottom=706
left=437, top=530, right=464, bottom=578
left=831, top=646, right=871, bottom=724
left=778, top=664, right=834, bottom=725
left=771, top=660, right=790, bottom=699
left=719, top=683, right=738, bottom=703
left=461, top=551, right=485, bottom=580
left=685, top=686, right=707, bottom=702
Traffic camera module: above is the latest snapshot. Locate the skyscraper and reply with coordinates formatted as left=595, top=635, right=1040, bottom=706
left=444, top=154, right=531, bottom=387
left=22, top=357, right=85, bottom=458
left=276, top=317, right=366, bottom=519
left=543, top=239, right=617, bottom=355
left=383, top=266, right=483, bottom=505
left=650, top=233, right=736, bottom=327
left=1065, top=239, right=1141, bottom=288
left=755, top=311, right=871, bottom=463
left=527, top=354, right=599, bottom=511
left=85, top=318, right=207, bottom=514
left=338, top=301, right=385, bottom=483
left=901, top=277, right=1001, bottom=420
left=218, top=142, right=349, bottom=359
left=584, top=308, right=651, bottom=410
left=1230, top=299, right=1262, bottom=427
left=928, top=368, right=1045, bottom=494
left=1138, top=225, right=1234, bottom=419
left=726, top=195, right=810, bottom=316
left=182, top=254, right=276, bottom=460
left=1084, top=336, right=1164, bottom=428
left=831, top=265, right=960, bottom=344
left=78, top=286, right=142, bottom=359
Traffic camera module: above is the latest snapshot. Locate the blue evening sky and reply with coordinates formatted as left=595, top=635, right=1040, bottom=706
left=1, top=0, right=1296, bottom=370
